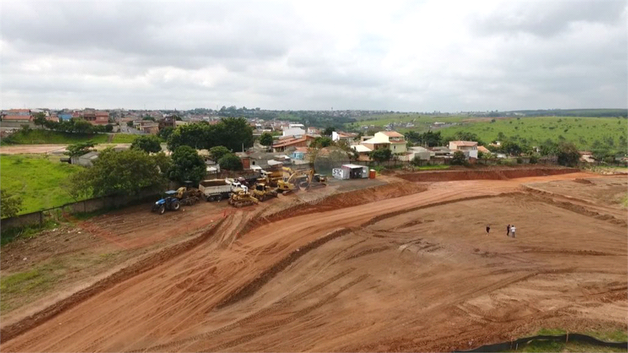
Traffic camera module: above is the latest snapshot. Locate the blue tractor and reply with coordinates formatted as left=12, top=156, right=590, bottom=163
left=152, top=190, right=181, bottom=215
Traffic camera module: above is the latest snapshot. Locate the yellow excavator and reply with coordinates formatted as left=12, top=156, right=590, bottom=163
left=277, top=168, right=327, bottom=193
left=175, top=182, right=204, bottom=206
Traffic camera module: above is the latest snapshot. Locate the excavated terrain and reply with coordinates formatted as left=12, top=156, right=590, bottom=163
left=1, top=171, right=626, bottom=352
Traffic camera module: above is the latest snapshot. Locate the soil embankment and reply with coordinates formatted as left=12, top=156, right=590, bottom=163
left=398, top=167, right=579, bottom=182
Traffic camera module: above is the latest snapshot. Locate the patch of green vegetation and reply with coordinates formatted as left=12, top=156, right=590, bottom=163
left=350, top=113, right=467, bottom=132
left=439, top=116, right=627, bottom=150
left=0, top=154, right=84, bottom=215
left=586, top=329, right=628, bottom=343
left=0, top=219, right=59, bottom=246
left=414, top=165, right=450, bottom=170
left=111, top=134, right=139, bottom=143
left=537, top=328, right=567, bottom=335
left=4, top=130, right=109, bottom=144
left=0, top=268, right=54, bottom=295
left=515, top=340, right=626, bottom=352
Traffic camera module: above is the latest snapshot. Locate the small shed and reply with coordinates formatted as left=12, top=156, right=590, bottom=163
left=341, top=164, right=369, bottom=179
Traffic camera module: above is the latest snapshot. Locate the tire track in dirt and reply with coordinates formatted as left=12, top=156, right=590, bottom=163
left=525, top=192, right=627, bottom=226
left=215, top=227, right=353, bottom=309
left=131, top=269, right=361, bottom=353
left=0, top=218, right=227, bottom=344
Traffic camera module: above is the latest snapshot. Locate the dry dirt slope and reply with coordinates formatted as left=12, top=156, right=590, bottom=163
left=1, top=173, right=626, bottom=352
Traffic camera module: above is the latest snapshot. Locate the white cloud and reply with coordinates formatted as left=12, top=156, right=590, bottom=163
left=1, top=0, right=626, bottom=110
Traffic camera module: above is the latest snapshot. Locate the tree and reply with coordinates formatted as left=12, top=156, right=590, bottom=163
left=451, top=151, right=467, bottom=165
left=33, top=112, right=47, bottom=129
left=169, top=146, right=206, bottom=184
left=157, top=127, right=174, bottom=141
left=556, top=142, right=580, bottom=167
left=142, top=116, right=155, bottom=121
left=323, top=126, right=335, bottom=137
left=218, top=153, right=243, bottom=171
left=167, top=123, right=213, bottom=151
left=370, top=148, right=392, bottom=164
left=131, top=135, right=162, bottom=153
left=105, top=124, right=114, bottom=132
left=209, top=146, right=231, bottom=161
left=215, top=117, right=254, bottom=152
left=127, top=121, right=134, bottom=127
left=69, top=148, right=166, bottom=197
left=259, top=132, right=274, bottom=147
left=65, top=141, right=96, bottom=157
left=1, top=189, right=22, bottom=218
left=73, top=119, right=93, bottom=134
left=312, top=136, right=333, bottom=148
left=501, top=141, right=522, bottom=156
left=539, top=139, right=558, bottom=156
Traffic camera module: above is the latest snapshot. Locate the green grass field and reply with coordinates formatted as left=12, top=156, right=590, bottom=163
left=350, top=113, right=467, bottom=132
left=1, top=154, right=84, bottom=215
left=2, top=130, right=138, bottom=145
left=438, top=117, right=627, bottom=150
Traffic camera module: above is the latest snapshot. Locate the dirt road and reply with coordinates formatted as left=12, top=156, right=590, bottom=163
left=2, top=172, right=626, bottom=352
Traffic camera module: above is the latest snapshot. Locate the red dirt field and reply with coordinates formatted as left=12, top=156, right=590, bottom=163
left=1, top=171, right=626, bottom=352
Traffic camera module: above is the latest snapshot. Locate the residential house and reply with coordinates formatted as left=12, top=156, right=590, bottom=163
left=83, top=110, right=109, bottom=125
left=58, top=113, right=72, bottom=121
left=448, top=140, right=478, bottom=158
left=407, top=146, right=431, bottom=161
left=282, top=123, right=306, bottom=138
left=272, top=135, right=316, bottom=152
left=2, top=114, right=33, bottom=124
left=331, top=131, right=358, bottom=143
left=71, top=151, right=99, bottom=167
left=579, top=151, right=596, bottom=164
left=46, top=115, right=60, bottom=123
left=351, top=145, right=372, bottom=162
left=138, top=121, right=159, bottom=134
left=478, top=146, right=490, bottom=154
left=361, top=131, right=407, bottom=154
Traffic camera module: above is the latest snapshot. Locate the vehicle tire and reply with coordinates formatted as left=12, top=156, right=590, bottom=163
left=171, top=201, right=181, bottom=211
left=158, top=205, right=166, bottom=215
left=206, top=196, right=213, bottom=202
left=216, top=194, right=223, bottom=202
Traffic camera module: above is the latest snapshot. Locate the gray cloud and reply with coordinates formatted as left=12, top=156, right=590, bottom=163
left=1, top=0, right=626, bottom=111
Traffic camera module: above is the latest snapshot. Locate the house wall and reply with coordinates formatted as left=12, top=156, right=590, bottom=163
left=282, top=127, right=305, bottom=137
left=391, top=142, right=407, bottom=154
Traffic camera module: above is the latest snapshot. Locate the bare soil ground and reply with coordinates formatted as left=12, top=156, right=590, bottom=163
left=1, top=170, right=626, bottom=352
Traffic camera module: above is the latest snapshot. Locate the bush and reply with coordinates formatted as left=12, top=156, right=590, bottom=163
left=516, top=157, right=523, bottom=164
left=131, top=135, right=162, bottom=153
left=451, top=151, right=467, bottom=165
left=218, top=153, right=243, bottom=171
left=529, top=155, right=539, bottom=164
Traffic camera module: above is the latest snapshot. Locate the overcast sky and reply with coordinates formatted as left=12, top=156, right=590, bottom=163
left=1, top=0, right=626, bottom=111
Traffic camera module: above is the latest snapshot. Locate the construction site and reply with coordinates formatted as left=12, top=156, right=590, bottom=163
left=1, top=166, right=626, bottom=352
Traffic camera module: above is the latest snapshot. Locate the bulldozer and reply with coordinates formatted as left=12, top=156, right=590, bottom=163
left=175, top=182, right=204, bottom=206
left=228, top=187, right=259, bottom=208
left=251, top=182, right=279, bottom=202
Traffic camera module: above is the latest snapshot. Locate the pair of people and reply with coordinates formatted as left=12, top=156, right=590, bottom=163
left=506, top=224, right=516, bottom=237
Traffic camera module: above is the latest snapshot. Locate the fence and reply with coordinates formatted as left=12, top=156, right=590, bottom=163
left=1, top=189, right=162, bottom=231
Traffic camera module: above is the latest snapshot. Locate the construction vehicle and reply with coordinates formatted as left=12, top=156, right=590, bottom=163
left=199, top=179, right=234, bottom=202
left=259, top=169, right=283, bottom=187
left=251, top=182, right=279, bottom=202
left=152, top=191, right=181, bottom=215
left=277, top=168, right=327, bottom=193
left=228, top=187, right=259, bottom=208
left=175, top=182, right=204, bottom=206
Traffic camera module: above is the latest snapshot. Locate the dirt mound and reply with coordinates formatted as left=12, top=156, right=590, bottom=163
left=0, top=219, right=226, bottom=343
left=574, top=178, right=593, bottom=184
left=398, top=167, right=579, bottom=182
left=241, top=182, right=426, bottom=236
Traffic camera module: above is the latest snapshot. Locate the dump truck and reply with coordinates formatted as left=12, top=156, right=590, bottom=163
left=199, top=179, right=234, bottom=202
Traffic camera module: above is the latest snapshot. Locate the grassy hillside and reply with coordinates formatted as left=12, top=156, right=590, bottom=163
left=2, top=130, right=138, bottom=145
left=350, top=113, right=467, bottom=132
left=438, top=117, right=627, bottom=150
left=1, top=155, right=84, bottom=215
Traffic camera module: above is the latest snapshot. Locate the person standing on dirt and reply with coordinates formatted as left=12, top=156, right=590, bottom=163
left=506, top=224, right=511, bottom=236
left=486, top=225, right=490, bottom=235
left=510, top=225, right=516, bottom=238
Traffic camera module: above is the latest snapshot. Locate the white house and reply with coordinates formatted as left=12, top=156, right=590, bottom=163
left=282, top=123, right=306, bottom=138
left=361, top=131, right=407, bottom=154
left=448, top=140, right=478, bottom=158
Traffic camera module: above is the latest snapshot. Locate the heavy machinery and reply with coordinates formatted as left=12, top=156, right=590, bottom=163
left=175, top=182, right=204, bottom=206
left=152, top=190, right=181, bottom=215
left=199, top=179, right=234, bottom=202
left=228, top=187, right=259, bottom=208
left=251, top=182, right=279, bottom=202
left=277, top=168, right=327, bottom=193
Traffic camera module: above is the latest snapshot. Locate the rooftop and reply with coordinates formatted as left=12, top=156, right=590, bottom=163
left=450, top=140, right=478, bottom=147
